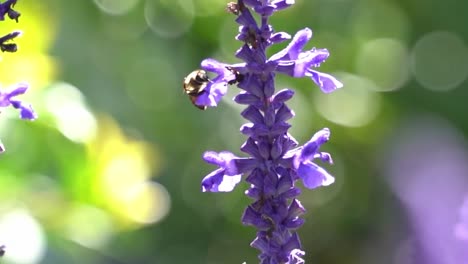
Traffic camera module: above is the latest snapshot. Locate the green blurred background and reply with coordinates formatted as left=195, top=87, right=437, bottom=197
left=0, top=0, right=468, bottom=263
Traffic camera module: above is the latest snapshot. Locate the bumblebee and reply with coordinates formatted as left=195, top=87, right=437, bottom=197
left=183, top=70, right=210, bottom=110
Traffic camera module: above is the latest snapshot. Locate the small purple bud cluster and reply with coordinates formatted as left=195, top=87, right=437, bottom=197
left=0, top=0, right=20, bottom=52
left=0, top=0, right=36, bottom=152
left=190, top=0, right=342, bottom=263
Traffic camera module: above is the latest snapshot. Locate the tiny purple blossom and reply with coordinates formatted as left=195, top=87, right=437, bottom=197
left=202, top=151, right=259, bottom=192
left=287, top=128, right=335, bottom=189
left=0, top=82, right=36, bottom=120
left=193, top=0, right=342, bottom=262
left=269, top=28, right=343, bottom=93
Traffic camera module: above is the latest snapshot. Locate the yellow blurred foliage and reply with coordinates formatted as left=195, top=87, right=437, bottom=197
left=0, top=1, right=58, bottom=89
left=86, top=115, right=168, bottom=228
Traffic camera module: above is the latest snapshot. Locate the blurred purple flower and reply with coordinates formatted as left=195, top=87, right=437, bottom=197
left=194, top=0, right=341, bottom=262
left=382, top=117, right=468, bottom=264
left=286, top=128, right=335, bottom=189
left=455, top=196, right=468, bottom=242
left=0, top=0, right=20, bottom=22
left=0, top=0, right=21, bottom=52
left=0, top=82, right=36, bottom=120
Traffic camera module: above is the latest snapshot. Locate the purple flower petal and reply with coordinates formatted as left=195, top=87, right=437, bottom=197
left=314, top=152, right=333, bottom=164
left=288, top=248, right=305, bottom=264
left=234, top=92, right=260, bottom=105
left=4, top=82, right=28, bottom=97
left=299, top=128, right=330, bottom=161
left=201, top=168, right=242, bottom=192
left=242, top=206, right=272, bottom=229
left=194, top=82, right=227, bottom=107
left=267, top=27, right=342, bottom=94
left=270, top=32, right=291, bottom=44
left=0, top=82, right=28, bottom=106
left=203, top=151, right=240, bottom=175
left=269, top=28, right=312, bottom=62
left=250, top=236, right=269, bottom=252
left=0, top=82, right=37, bottom=120
left=196, top=59, right=243, bottom=107
left=287, top=199, right=306, bottom=218
left=306, top=70, right=343, bottom=93
left=271, top=0, right=295, bottom=11
left=241, top=105, right=264, bottom=124
left=283, top=232, right=302, bottom=253
left=275, top=104, right=294, bottom=123
left=10, top=100, right=37, bottom=120
left=272, top=89, right=295, bottom=105
left=297, top=161, right=334, bottom=189
left=201, top=59, right=226, bottom=74
left=275, top=49, right=329, bottom=78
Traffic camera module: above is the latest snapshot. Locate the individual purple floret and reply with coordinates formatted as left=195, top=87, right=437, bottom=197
left=195, top=0, right=342, bottom=263
left=0, top=82, right=36, bottom=120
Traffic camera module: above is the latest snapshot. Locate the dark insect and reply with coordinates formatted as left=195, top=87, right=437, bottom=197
left=226, top=67, right=244, bottom=85
left=183, top=70, right=210, bottom=110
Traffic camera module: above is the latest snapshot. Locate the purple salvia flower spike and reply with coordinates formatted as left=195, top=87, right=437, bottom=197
left=0, top=1, right=21, bottom=53
left=193, top=0, right=342, bottom=262
left=0, top=2, right=36, bottom=153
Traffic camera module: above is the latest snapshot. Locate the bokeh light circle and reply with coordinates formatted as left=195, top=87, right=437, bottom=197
left=193, top=0, right=226, bottom=17
left=0, top=209, right=46, bottom=264
left=98, top=5, right=148, bottom=41
left=64, top=205, right=114, bottom=249
left=122, top=182, right=171, bottom=224
left=355, top=38, right=410, bottom=91
left=144, top=0, right=195, bottom=38
left=313, top=73, right=381, bottom=127
left=125, top=181, right=171, bottom=224
left=411, top=31, right=468, bottom=91
left=94, top=0, right=141, bottom=15
left=44, top=82, right=97, bottom=143
left=350, top=1, right=410, bottom=41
